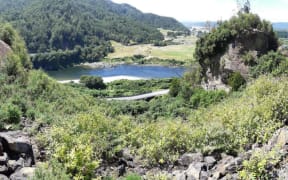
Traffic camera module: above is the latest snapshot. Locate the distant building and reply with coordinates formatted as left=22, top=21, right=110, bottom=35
left=190, top=26, right=210, bottom=37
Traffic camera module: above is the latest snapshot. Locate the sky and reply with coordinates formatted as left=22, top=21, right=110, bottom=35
left=111, top=0, right=287, bottom=22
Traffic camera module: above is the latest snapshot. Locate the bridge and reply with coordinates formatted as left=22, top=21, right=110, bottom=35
left=106, top=89, right=169, bottom=101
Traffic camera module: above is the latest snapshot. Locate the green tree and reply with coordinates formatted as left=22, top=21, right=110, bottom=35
left=80, top=75, right=106, bottom=89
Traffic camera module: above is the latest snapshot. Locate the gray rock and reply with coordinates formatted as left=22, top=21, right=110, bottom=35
left=9, top=167, right=35, bottom=180
left=7, top=160, right=17, bottom=172
left=220, top=173, right=238, bottom=180
left=200, top=171, right=209, bottom=180
left=0, top=165, right=8, bottom=174
left=172, top=170, right=186, bottom=180
left=186, top=162, right=204, bottom=180
left=0, top=153, right=8, bottom=165
left=0, top=174, right=8, bottom=180
left=178, top=153, right=203, bottom=166
left=211, top=155, right=237, bottom=179
left=118, top=148, right=133, bottom=161
left=278, top=164, right=288, bottom=180
left=0, top=132, right=32, bottom=155
left=0, top=131, right=35, bottom=166
left=204, top=156, right=217, bottom=170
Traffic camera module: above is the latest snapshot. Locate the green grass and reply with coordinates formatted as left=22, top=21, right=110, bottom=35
left=107, top=35, right=196, bottom=62
left=281, top=38, right=288, bottom=46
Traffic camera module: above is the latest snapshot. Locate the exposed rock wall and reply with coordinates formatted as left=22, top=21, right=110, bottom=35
left=0, top=40, right=12, bottom=68
left=205, top=31, right=274, bottom=90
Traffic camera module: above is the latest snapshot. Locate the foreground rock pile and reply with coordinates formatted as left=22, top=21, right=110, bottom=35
left=0, top=131, right=36, bottom=180
left=97, top=127, right=288, bottom=179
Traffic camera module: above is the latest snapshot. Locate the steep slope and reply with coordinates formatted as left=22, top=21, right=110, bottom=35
left=0, top=0, right=188, bottom=53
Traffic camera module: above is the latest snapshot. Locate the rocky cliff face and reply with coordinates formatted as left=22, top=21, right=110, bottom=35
left=204, top=31, right=273, bottom=91
left=0, top=40, right=11, bottom=60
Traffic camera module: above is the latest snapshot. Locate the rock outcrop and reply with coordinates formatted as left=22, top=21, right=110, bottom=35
left=0, top=40, right=11, bottom=60
left=204, top=31, right=274, bottom=91
left=0, top=131, right=36, bottom=180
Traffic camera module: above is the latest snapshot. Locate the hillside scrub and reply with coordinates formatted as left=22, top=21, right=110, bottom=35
left=2, top=21, right=288, bottom=179
left=250, top=51, right=288, bottom=77
left=68, top=78, right=172, bottom=98
left=47, top=76, right=288, bottom=178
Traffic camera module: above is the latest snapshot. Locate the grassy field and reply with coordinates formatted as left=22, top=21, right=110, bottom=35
left=281, top=38, right=288, bottom=46
left=107, top=35, right=197, bottom=63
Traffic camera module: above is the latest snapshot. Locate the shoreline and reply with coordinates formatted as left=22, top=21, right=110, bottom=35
left=77, top=60, right=187, bottom=69
left=58, top=75, right=148, bottom=84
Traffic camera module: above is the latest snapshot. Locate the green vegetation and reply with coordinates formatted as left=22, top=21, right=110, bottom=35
left=107, top=37, right=196, bottom=63
left=194, top=13, right=278, bottom=77
left=79, top=75, right=106, bottom=90
left=1, top=10, right=288, bottom=179
left=69, top=78, right=172, bottom=98
left=239, top=148, right=281, bottom=179
left=104, top=56, right=186, bottom=66
left=228, top=72, right=246, bottom=91
left=0, top=0, right=188, bottom=70
left=32, top=160, right=70, bottom=180
left=250, top=51, right=288, bottom=77
left=32, top=43, right=113, bottom=70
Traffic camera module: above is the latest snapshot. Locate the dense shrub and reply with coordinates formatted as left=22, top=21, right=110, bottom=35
left=242, top=51, right=256, bottom=66
left=124, top=76, right=286, bottom=164
left=169, top=78, right=181, bottom=97
left=228, top=72, right=246, bottom=91
left=239, top=148, right=280, bottom=179
left=32, top=160, right=70, bottom=180
left=125, top=174, right=142, bottom=180
left=190, top=89, right=227, bottom=108
left=250, top=51, right=288, bottom=77
left=0, top=103, right=21, bottom=125
left=80, top=75, right=106, bottom=89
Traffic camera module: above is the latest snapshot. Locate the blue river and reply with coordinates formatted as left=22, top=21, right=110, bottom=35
left=47, top=64, right=187, bottom=80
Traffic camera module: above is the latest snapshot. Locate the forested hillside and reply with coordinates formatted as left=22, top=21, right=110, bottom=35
left=0, top=0, right=188, bottom=70
left=1, top=9, right=288, bottom=179
left=0, top=0, right=188, bottom=53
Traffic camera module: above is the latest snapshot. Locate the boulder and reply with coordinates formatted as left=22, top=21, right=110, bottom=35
left=211, top=155, right=242, bottom=179
left=0, top=165, right=8, bottom=174
left=9, top=167, right=35, bottom=180
left=178, top=153, right=204, bottom=166
left=0, top=131, right=34, bottom=166
left=186, top=162, right=205, bottom=180
left=0, top=153, right=8, bottom=165
left=204, top=156, right=217, bottom=170
left=0, top=174, right=8, bottom=180
left=278, top=164, right=288, bottom=179
left=171, top=170, right=186, bottom=180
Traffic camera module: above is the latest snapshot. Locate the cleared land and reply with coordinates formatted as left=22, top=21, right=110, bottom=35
left=282, top=38, right=288, bottom=46
left=107, top=35, right=197, bottom=62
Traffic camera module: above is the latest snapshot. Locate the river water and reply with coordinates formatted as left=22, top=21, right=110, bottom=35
left=47, top=64, right=187, bottom=81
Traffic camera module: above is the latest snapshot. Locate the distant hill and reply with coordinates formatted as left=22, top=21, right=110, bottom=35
left=0, top=0, right=189, bottom=53
left=272, top=23, right=288, bottom=30
left=182, top=21, right=218, bottom=28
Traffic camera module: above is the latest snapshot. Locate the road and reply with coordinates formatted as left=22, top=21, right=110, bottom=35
left=106, top=89, right=169, bottom=101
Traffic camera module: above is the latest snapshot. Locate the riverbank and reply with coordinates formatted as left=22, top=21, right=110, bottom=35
left=58, top=75, right=147, bottom=84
